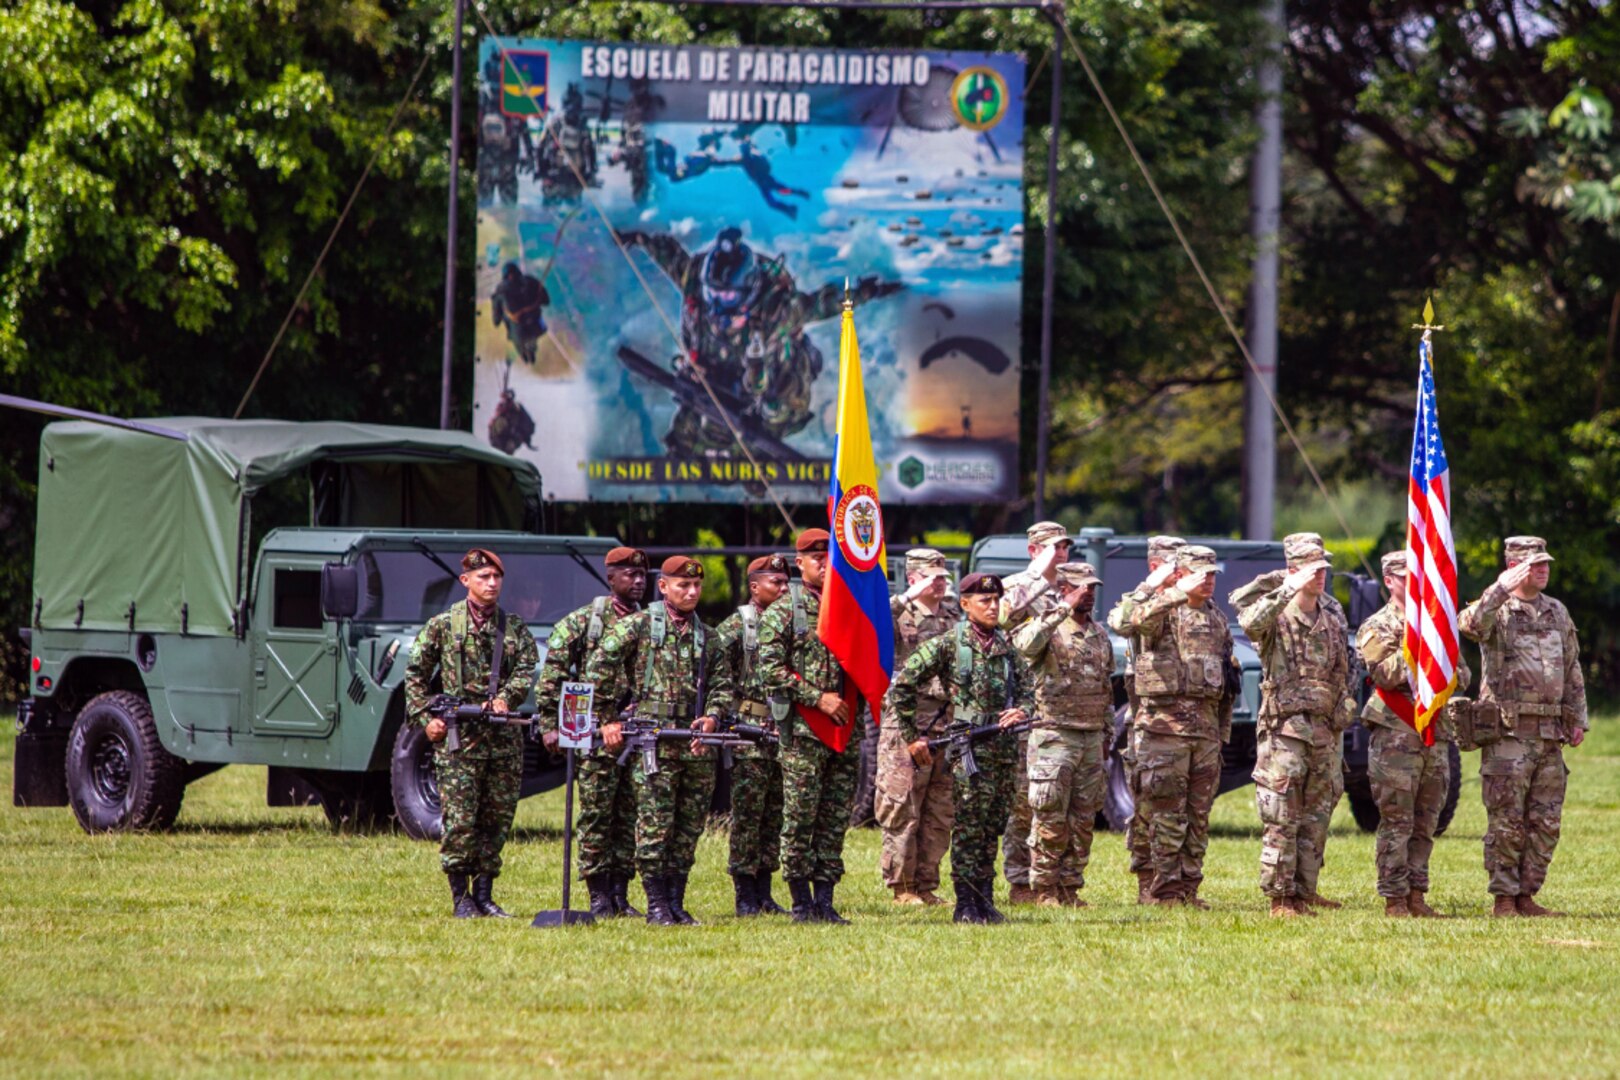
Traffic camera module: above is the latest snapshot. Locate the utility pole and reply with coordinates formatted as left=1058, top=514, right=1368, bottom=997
left=439, top=0, right=467, bottom=430
left=1242, top=0, right=1283, bottom=540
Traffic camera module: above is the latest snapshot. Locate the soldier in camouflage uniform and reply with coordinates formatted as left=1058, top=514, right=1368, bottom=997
left=1233, top=533, right=1356, bottom=917
left=1358, top=550, right=1471, bottom=918
left=997, top=521, right=1073, bottom=905
left=1125, top=545, right=1235, bottom=906
left=876, top=548, right=961, bottom=906
left=1107, top=535, right=1185, bottom=902
left=404, top=549, right=539, bottom=918
left=891, top=573, right=1036, bottom=924
left=1459, top=536, right=1587, bottom=918
left=1013, top=562, right=1112, bottom=907
left=585, top=555, right=734, bottom=926
left=713, top=553, right=793, bottom=917
left=759, top=529, right=858, bottom=924
left=534, top=546, right=648, bottom=919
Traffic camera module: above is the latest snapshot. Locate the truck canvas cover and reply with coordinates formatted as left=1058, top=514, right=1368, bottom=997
left=33, top=418, right=542, bottom=636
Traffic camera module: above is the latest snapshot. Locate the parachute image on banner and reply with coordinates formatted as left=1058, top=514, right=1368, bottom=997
left=471, top=38, right=1026, bottom=504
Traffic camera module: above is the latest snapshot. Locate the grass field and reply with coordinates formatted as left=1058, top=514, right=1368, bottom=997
left=2, top=719, right=1618, bottom=1078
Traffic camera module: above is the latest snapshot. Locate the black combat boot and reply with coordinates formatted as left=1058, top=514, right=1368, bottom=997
left=449, top=873, right=480, bottom=919
left=669, top=873, right=700, bottom=925
left=613, top=874, right=643, bottom=918
left=813, top=879, right=850, bottom=925
left=976, top=879, right=1007, bottom=924
left=787, top=878, right=819, bottom=923
left=755, top=871, right=788, bottom=915
left=952, top=878, right=987, bottom=924
left=643, top=876, right=678, bottom=926
left=585, top=874, right=617, bottom=919
left=733, top=873, right=762, bottom=917
left=472, top=874, right=512, bottom=918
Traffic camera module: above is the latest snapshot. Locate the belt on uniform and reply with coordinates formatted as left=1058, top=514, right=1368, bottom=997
left=1506, top=702, right=1562, bottom=717
left=736, top=699, right=771, bottom=719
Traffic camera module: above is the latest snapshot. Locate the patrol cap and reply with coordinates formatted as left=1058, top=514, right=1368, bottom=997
left=604, top=546, right=648, bottom=570
left=1282, top=532, right=1333, bottom=570
left=747, top=554, right=790, bottom=577
left=461, top=548, right=505, bottom=575
left=795, top=529, right=831, bottom=554
left=1147, top=535, right=1186, bottom=561
left=1504, top=536, right=1554, bottom=565
left=659, top=554, right=705, bottom=579
left=957, top=572, right=1004, bottom=597
left=1178, top=545, right=1219, bottom=574
left=1380, top=551, right=1409, bottom=579
left=905, top=547, right=951, bottom=578
left=1056, top=562, right=1102, bottom=588
left=1026, top=521, right=1070, bottom=547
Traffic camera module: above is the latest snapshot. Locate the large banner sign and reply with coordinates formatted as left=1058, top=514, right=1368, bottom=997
left=473, top=38, right=1026, bottom=503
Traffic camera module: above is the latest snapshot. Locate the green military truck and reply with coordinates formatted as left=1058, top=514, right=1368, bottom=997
left=967, top=528, right=1461, bottom=835
left=12, top=417, right=612, bottom=836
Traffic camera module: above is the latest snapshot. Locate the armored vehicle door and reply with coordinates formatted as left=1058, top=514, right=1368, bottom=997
left=251, top=560, right=338, bottom=737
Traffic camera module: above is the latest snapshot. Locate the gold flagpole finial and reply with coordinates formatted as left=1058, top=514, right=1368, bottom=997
left=1412, top=296, right=1445, bottom=340
left=843, top=275, right=852, bottom=312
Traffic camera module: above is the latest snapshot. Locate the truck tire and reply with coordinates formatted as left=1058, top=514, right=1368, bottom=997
left=391, top=724, right=443, bottom=841
left=65, top=690, right=186, bottom=832
left=1434, top=741, right=1462, bottom=836
left=1101, top=706, right=1133, bottom=833
left=319, top=772, right=396, bottom=832
left=1344, top=740, right=1463, bottom=835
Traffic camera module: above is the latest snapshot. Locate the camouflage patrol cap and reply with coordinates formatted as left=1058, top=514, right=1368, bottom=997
left=1055, top=562, right=1102, bottom=588
left=1282, top=532, right=1333, bottom=570
left=1178, top=545, right=1219, bottom=574
left=1026, top=521, right=1070, bottom=547
left=795, top=528, right=831, bottom=553
left=659, top=554, right=705, bottom=579
left=604, top=546, right=648, bottom=570
left=1380, top=551, right=1409, bottom=579
left=905, top=547, right=951, bottom=578
left=958, top=572, right=1004, bottom=597
left=461, top=548, right=505, bottom=575
left=1147, top=535, right=1186, bottom=560
left=747, top=554, right=790, bottom=577
left=1504, top=536, right=1553, bottom=565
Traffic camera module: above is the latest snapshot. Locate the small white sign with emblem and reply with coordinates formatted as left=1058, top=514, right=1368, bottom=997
left=558, top=681, right=597, bottom=749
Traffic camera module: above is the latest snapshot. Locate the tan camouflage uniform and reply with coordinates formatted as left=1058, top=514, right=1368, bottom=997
left=1012, top=562, right=1113, bottom=904
left=1459, top=536, right=1587, bottom=907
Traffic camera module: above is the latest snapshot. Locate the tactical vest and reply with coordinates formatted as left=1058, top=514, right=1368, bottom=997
left=1258, top=599, right=1347, bottom=721
left=1134, top=604, right=1226, bottom=701
left=637, top=601, right=707, bottom=719
left=944, top=623, right=1015, bottom=726
left=448, top=602, right=507, bottom=699
left=1484, top=598, right=1569, bottom=717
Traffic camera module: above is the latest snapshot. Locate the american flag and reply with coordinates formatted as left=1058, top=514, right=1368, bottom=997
left=1399, top=336, right=1460, bottom=743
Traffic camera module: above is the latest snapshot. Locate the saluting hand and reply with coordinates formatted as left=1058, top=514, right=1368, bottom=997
left=1143, top=563, right=1177, bottom=592
left=1497, top=562, right=1535, bottom=592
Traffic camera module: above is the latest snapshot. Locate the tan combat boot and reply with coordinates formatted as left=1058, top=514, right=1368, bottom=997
left=1035, top=887, right=1064, bottom=908
left=1135, top=871, right=1154, bottom=905
left=1516, top=894, right=1565, bottom=917
left=1270, top=897, right=1300, bottom=918
left=1290, top=897, right=1318, bottom=917
left=1299, top=893, right=1343, bottom=910
left=1007, top=883, right=1038, bottom=905
left=1384, top=895, right=1411, bottom=917
left=892, top=883, right=925, bottom=906
left=1059, top=886, right=1088, bottom=909
left=1491, top=896, right=1519, bottom=918
left=1407, top=891, right=1446, bottom=918
left=1180, top=884, right=1210, bottom=910
left=916, top=888, right=947, bottom=907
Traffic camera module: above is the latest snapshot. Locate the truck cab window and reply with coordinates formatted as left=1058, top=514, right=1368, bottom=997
left=273, top=569, right=323, bottom=630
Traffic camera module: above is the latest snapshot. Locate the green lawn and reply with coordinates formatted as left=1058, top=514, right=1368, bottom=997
left=2, top=719, right=1617, bottom=1078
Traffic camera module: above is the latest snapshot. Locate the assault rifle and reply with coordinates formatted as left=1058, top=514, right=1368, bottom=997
left=601, top=715, right=779, bottom=775
left=925, top=718, right=1033, bottom=779
left=427, top=694, right=535, bottom=752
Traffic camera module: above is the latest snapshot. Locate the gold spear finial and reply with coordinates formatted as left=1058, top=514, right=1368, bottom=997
left=843, top=275, right=852, bottom=312
left=1412, top=296, right=1446, bottom=340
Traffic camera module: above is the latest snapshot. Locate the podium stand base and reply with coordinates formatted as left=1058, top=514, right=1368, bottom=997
left=531, top=909, right=595, bottom=928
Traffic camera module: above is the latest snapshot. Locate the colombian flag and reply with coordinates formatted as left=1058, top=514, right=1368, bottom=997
left=811, top=297, right=895, bottom=751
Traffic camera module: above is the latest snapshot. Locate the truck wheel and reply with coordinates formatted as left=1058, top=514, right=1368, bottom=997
left=319, top=773, right=396, bottom=833
left=65, top=690, right=186, bottom=832
left=391, top=723, right=443, bottom=841
left=1344, top=768, right=1380, bottom=832
left=1101, top=705, right=1133, bottom=832
left=1434, top=740, right=1463, bottom=836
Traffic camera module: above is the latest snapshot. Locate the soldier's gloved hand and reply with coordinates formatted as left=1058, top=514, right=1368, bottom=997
left=1143, top=563, right=1177, bottom=592
left=998, top=708, right=1028, bottom=729
left=817, top=691, right=850, bottom=724
left=907, top=738, right=934, bottom=768
left=601, top=721, right=625, bottom=751
left=425, top=718, right=447, bottom=743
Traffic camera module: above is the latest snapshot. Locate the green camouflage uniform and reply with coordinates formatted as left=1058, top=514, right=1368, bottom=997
left=759, top=583, right=857, bottom=885
left=404, top=600, right=539, bottom=876
left=890, top=623, right=1037, bottom=888
left=876, top=592, right=961, bottom=893
left=1012, top=584, right=1113, bottom=894
left=715, top=602, right=784, bottom=877
left=1234, top=571, right=1354, bottom=901
left=1459, top=573, right=1586, bottom=899
left=996, top=568, right=1063, bottom=890
left=1358, top=597, right=1471, bottom=899
left=585, top=601, right=735, bottom=878
left=1126, top=579, right=1234, bottom=901
left=535, top=595, right=637, bottom=882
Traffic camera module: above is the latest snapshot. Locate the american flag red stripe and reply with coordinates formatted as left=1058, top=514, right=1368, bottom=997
left=1398, top=337, right=1458, bottom=745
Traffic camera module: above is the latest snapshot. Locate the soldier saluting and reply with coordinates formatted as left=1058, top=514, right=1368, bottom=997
left=713, top=554, right=794, bottom=917
left=586, top=555, right=735, bottom=926
left=535, top=546, right=649, bottom=920
left=890, top=573, right=1035, bottom=925
left=404, top=549, right=539, bottom=919
left=1459, top=536, right=1587, bottom=918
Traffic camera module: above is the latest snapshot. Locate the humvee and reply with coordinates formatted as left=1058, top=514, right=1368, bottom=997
left=12, top=417, right=612, bottom=837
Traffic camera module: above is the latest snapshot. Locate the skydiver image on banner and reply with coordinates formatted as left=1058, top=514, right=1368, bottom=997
left=471, top=39, right=1027, bottom=505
